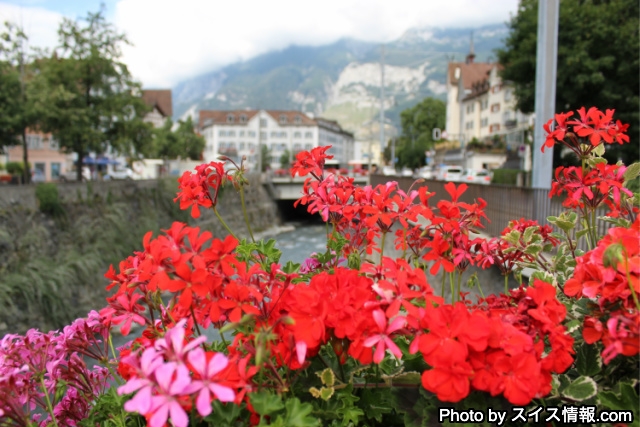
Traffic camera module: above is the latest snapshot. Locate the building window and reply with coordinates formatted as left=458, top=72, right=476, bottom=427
left=227, top=114, right=234, bottom=123
left=248, top=131, right=256, bottom=137
left=49, top=137, right=59, bottom=150
left=248, top=143, right=256, bottom=150
left=466, top=104, right=474, bottom=114
left=492, top=85, right=501, bottom=94
left=465, top=121, right=474, bottom=130
left=240, top=114, right=247, bottom=123
left=504, top=89, right=512, bottom=101
left=239, top=130, right=245, bottom=137
left=491, top=103, right=501, bottom=113
left=280, top=143, right=287, bottom=151
left=294, top=131, right=301, bottom=138
left=279, top=131, right=287, bottom=138
left=219, top=130, right=226, bottom=137
left=481, top=99, right=488, bottom=110
left=270, top=131, right=278, bottom=138
left=304, top=144, right=312, bottom=150
left=279, top=115, right=287, bottom=124
left=228, top=130, right=235, bottom=137
left=34, top=162, right=45, bottom=175
left=481, top=118, right=489, bottom=127
left=293, top=143, right=302, bottom=152
left=294, top=115, right=301, bottom=124
left=304, top=132, right=313, bottom=139
left=51, top=162, right=61, bottom=179
left=26, top=134, right=42, bottom=149
left=260, top=118, right=267, bottom=127
left=239, top=142, right=245, bottom=150
left=219, top=142, right=227, bottom=151
left=490, top=124, right=501, bottom=133
left=260, top=131, right=267, bottom=140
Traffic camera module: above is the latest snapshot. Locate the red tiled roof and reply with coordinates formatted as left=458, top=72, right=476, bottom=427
left=448, top=62, right=494, bottom=90
left=198, top=110, right=316, bottom=129
left=142, top=90, right=173, bottom=117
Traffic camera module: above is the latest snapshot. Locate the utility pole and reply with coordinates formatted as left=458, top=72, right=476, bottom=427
left=257, top=110, right=263, bottom=173
left=380, top=45, right=386, bottom=166
left=532, top=0, right=559, bottom=189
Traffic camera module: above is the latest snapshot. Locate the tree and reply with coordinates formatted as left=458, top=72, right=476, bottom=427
left=390, top=97, right=445, bottom=169
left=0, top=22, right=38, bottom=183
left=261, top=144, right=272, bottom=172
left=279, top=149, right=291, bottom=169
left=151, top=118, right=204, bottom=160
left=496, top=0, right=639, bottom=165
left=35, top=9, right=152, bottom=181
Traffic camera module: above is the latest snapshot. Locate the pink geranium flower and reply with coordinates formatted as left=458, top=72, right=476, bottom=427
left=185, top=348, right=235, bottom=416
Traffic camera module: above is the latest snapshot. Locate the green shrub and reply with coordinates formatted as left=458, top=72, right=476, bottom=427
left=35, top=183, right=65, bottom=216
left=0, top=162, right=5, bottom=171
left=491, top=168, right=520, bottom=185
left=6, top=161, right=26, bottom=176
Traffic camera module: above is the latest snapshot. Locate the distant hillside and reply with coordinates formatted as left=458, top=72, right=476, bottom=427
left=173, top=23, right=508, bottom=140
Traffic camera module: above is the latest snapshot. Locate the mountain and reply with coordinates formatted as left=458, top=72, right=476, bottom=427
left=172, top=23, right=509, bottom=140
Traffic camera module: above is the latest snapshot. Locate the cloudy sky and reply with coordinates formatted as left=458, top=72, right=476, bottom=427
left=0, top=0, right=519, bottom=88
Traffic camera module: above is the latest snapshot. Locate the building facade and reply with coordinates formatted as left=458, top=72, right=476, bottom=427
left=198, top=110, right=354, bottom=171
left=445, top=52, right=532, bottom=147
left=6, top=133, right=70, bottom=181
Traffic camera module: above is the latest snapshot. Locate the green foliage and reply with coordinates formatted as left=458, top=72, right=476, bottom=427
left=151, top=117, right=205, bottom=160
left=79, top=387, right=145, bottom=427
left=5, top=160, right=25, bottom=176
left=390, top=97, right=445, bottom=169
left=35, top=183, right=64, bottom=217
left=497, top=0, right=639, bottom=164
left=279, top=149, right=291, bottom=169
left=261, top=144, right=272, bottom=172
left=33, top=9, right=153, bottom=181
left=490, top=168, right=520, bottom=185
left=0, top=179, right=188, bottom=332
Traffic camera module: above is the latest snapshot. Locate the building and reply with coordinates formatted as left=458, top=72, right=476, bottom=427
left=198, top=110, right=355, bottom=171
left=141, top=89, right=173, bottom=128
left=445, top=43, right=532, bottom=148
left=6, top=132, right=70, bottom=181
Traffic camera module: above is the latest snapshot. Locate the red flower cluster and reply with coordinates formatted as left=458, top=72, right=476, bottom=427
left=174, top=161, right=228, bottom=218
left=565, top=218, right=640, bottom=363
left=290, top=146, right=333, bottom=179
left=543, top=106, right=629, bottom=154
left=417, top=280, right=573, bottom=404
left=474, top=218, right=559, bottom=275
left=550, top=163, right=634, bottom=217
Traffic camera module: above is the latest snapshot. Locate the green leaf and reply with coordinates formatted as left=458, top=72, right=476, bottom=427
left=283, top=260, right=300, bottom=274
left=336, top=385, right=364, bottom=427
left=522, top=226, right=536, bottom=244
left=249, top=390, right=284, bottom=416
left=575, top=343, right=602, bottom=377
left=283, top=398, right=320, bottom=427
left=523, top=243, right=542, bottom=256
left=592, top=143, right=606, bottom=157
left=562, top=376, right=598, bottom=401
left=318, top=368, right=335, bottom=387
left=503, top=230, right=521, bottom=245
left=623, top=162, right=640, bottom=182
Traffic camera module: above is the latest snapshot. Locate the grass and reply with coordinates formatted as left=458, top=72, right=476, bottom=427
left=0, top=179, right=189, bottom=333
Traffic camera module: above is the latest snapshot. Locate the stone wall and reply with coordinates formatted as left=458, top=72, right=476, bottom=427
left=0, top=175, right=281, bottom=334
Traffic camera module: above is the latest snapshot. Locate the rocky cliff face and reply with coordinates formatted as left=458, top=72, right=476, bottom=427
left=173, top=23, right=508, bottom=138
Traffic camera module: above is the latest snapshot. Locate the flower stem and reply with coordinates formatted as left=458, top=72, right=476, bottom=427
left=380, top=232, right=387, bottom=264
left=449, top=272, right=455, bottom=303
left=40, top=377, right=60, bottom=427
left=214, top=207, right=238, bottom=240
left=504, top=274, right=509, bottom=294
left=239, top=185, right=256, bottom=243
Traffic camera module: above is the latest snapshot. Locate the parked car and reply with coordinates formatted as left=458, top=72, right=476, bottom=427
left=104, top=165, right=135, bottom=180
left=413, top=166, right=435, bottom=180
left=435, top=165, right=463, bottom=182
left=400, top=167, right=413, bottom=177
left=382, top=166, right=396, bottom=176
left=59, top=166, right=91, bottom=182
left=462, top=169, right=492, bottom=185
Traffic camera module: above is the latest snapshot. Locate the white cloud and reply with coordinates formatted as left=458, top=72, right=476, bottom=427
left=0, top=0, right=520, bottom=88
left=0, top=3, right=62, bottom=53
left=115, top=0, right=518, bottom=88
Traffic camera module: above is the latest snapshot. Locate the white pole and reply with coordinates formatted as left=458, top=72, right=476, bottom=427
left=532, top=0, right=559, bottom=189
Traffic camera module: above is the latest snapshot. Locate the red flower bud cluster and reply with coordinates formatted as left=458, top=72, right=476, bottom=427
left=174, top=161, right=228, bottom=218
left=565, top=218, right=640, bottom=363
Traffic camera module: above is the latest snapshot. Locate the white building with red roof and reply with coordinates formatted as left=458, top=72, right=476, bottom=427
left=198, top=109, right=354, bottom=171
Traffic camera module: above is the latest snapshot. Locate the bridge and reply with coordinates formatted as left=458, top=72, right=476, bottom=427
left=264, top=174, right=369, bottom=200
